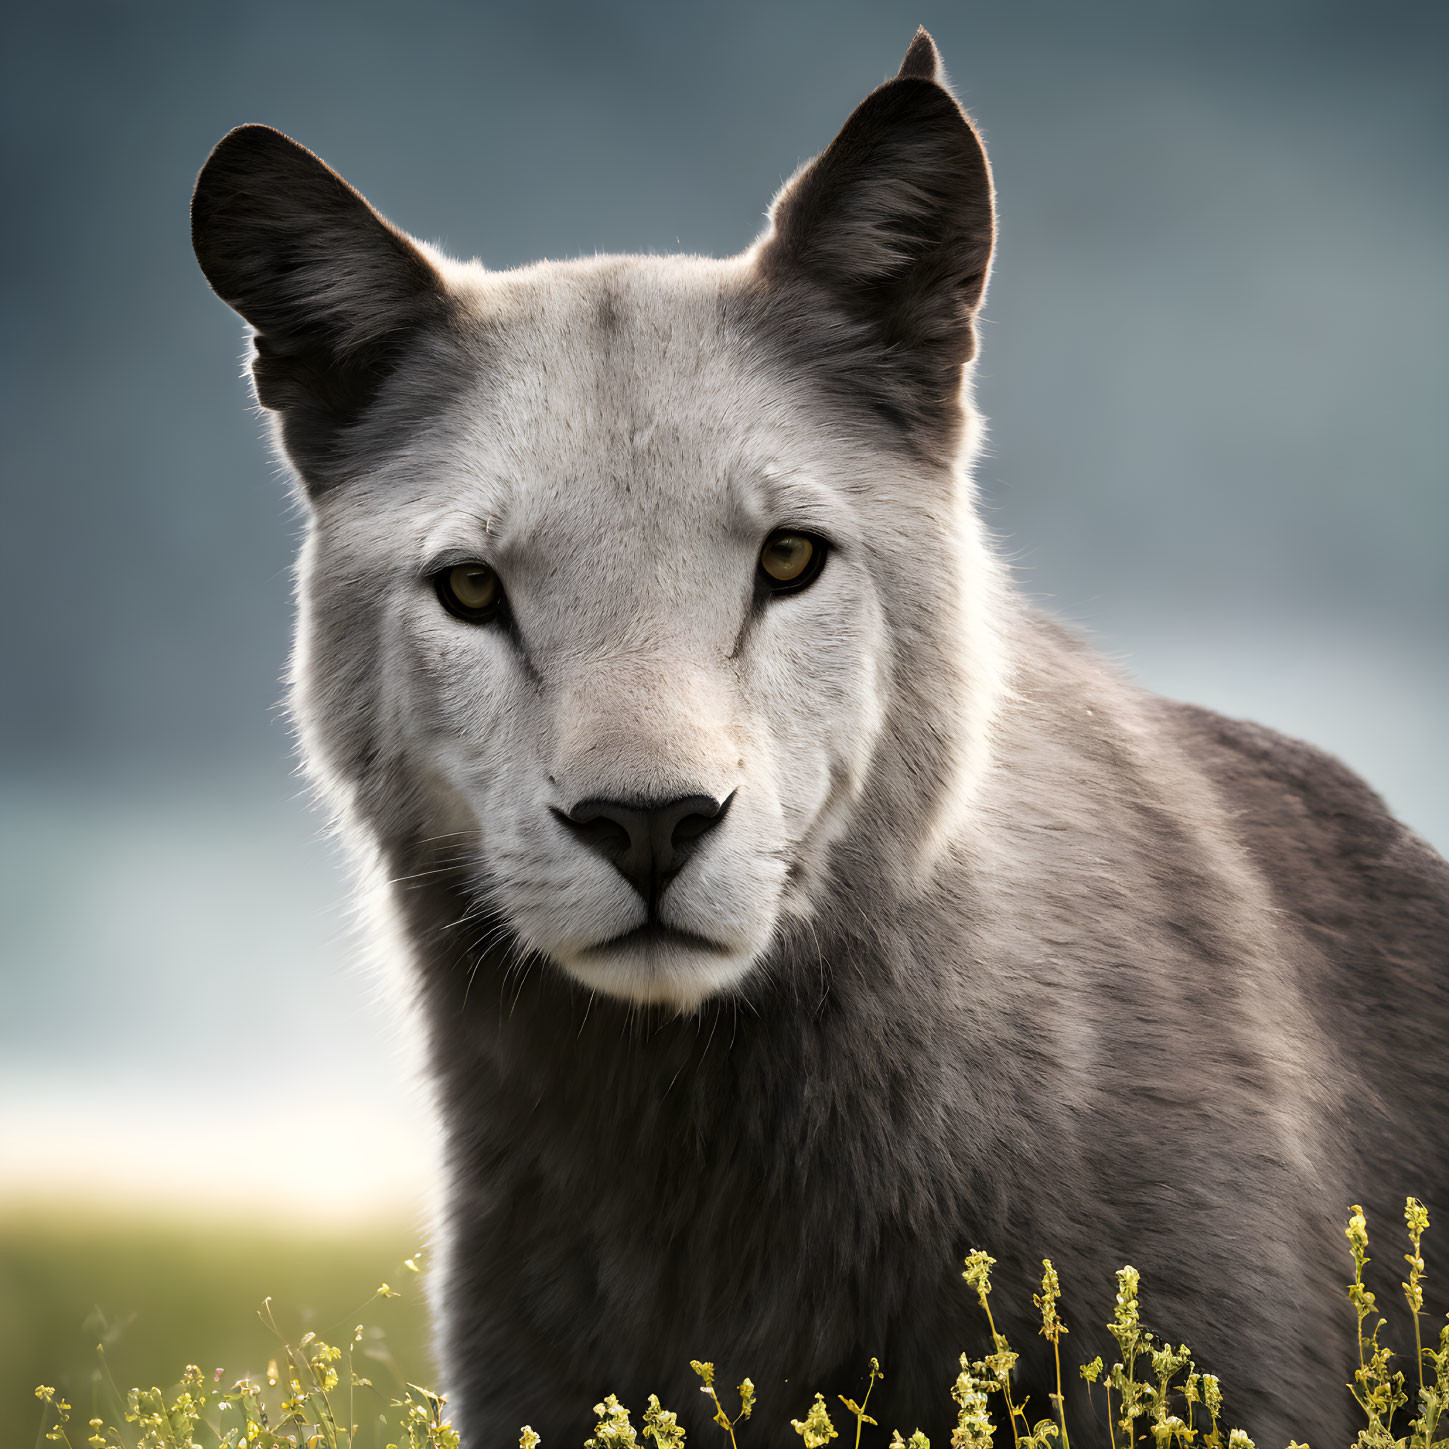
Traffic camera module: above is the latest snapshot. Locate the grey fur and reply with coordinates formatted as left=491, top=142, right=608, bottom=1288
left=192, top=29, right=1447, bottom=1448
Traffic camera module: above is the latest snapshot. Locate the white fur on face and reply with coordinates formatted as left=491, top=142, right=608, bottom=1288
left=294, top=254, right=993, bottom=1010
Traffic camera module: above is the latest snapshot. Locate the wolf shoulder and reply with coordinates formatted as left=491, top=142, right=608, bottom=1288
left=1154, top=691, right=1449, bottom=1181
left=1130, top=689, right=1449, bottom=1095
left=1152, top=692, right=1449, bottom=984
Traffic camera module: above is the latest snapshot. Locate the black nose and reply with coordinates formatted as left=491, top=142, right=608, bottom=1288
left=554, top=793, right=733, bottom=909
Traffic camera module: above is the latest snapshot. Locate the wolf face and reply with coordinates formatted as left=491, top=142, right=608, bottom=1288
left=193, top=32, right=1003, bottom=1010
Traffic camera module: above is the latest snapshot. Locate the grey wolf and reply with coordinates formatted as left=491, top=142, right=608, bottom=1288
left=192, top=29, right=1448, bottom=1446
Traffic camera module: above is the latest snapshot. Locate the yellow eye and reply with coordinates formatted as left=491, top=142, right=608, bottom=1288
left=436, top=562, right=503, bottom=621
left=759, top=530, right=825, bottom=590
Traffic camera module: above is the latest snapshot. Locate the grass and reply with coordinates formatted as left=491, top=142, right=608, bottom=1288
left=14, top=1201, right=1449, bottom=1449
left=1, top=1204, right=430, bottom=1448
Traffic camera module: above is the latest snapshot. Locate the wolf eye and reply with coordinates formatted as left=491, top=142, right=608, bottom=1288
left=434, top=562, right=504, bottom=623
left=759, top=530, right=827, bottom=593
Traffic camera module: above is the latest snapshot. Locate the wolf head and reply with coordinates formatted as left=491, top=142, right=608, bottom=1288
left=193, top=30, right=1007, bottom=1010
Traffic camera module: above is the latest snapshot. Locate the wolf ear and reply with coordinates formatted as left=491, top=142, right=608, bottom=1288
left=754, top=30, right=994, bottom=449
left=896, top=25, right=946, bottom=82
left=191, top=125, right=452, bottom=488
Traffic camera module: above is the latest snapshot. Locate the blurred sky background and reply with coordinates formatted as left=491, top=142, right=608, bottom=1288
left=2, top=0, right=1446, bottom=1222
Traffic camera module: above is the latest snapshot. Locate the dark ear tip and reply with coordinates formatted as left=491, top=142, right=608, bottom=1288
left=195, top=124, right=317, bottom=192
left=897, top=26, right=942, bottom=81
left=213, top=121, right=293, bottom=148
left=191, top=125, right=338, bottom=258
left=191, top=125, right=347, bottom=296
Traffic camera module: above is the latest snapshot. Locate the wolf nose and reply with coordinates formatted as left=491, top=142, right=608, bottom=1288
left=554, top=793, right=733, bottom=908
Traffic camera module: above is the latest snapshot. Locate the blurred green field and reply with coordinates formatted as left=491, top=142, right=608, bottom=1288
left=0, top=1200, right=434, bottom=1444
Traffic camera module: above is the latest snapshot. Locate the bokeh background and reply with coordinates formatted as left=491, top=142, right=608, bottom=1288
left=2, top=0, right=1445, bottom=1438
